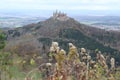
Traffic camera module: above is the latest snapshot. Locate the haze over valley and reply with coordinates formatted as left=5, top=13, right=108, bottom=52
left=0, top=15, right=46, bottom=28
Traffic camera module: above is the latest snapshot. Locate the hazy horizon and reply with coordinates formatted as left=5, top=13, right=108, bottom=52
left=0, top=0, right=120, bottom=16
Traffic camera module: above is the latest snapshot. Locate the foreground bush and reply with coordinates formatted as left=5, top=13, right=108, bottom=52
left=25, top=42, right=118, bottom=80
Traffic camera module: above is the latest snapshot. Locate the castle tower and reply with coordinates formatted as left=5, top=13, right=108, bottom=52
left=52, top=10, right=69, bottom=21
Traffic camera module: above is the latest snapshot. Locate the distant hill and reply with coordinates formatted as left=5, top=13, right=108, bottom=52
left=5, top=13, right=120, bottom=65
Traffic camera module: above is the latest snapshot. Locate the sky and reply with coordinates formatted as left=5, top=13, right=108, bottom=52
left=0, top=0, right=120, bottom=16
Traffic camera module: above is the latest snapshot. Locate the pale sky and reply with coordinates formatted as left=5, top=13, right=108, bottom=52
left=0, top=0, right=120, bottom=16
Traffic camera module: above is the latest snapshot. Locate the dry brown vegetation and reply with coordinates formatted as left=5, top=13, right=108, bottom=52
left=25, top=42, right=118, bottom=80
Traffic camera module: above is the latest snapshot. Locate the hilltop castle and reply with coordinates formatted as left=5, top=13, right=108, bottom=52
left=52, top=10, right=69, bottom=21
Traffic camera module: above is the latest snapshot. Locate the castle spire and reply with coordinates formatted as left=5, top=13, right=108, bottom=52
left=52, top=10, right=69, bottom=21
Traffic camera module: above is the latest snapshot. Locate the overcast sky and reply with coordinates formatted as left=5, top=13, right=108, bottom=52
left=0, top=0, right=120, bottom=16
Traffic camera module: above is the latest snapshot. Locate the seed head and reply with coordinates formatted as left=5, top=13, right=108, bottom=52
left=52, top=42, right=59, bottom=48
left=46, top=63, right=52, bottom=67
left=81, top=48, right=86, bottom=53
left=110, top=57, right=115, bottom=69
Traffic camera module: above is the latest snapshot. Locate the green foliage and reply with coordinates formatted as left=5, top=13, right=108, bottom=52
left=0, top=52, right=12, bottom=67
left=114, top=67, right=120, bottom=80
left=38, top=37, right=52, bottom=46
left=0, top=31, right=6, bottom=50
left=30, top=58, right=35, bottom=66
left=8, top=30, right=20, bottom=37
left=59, top=28, right=116, bottom=51
left=96, top=63, right=105, bottom=75
left=0, top=52, right=13, bottom=79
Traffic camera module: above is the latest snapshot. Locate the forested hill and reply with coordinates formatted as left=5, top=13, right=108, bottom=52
left=4, top=13, right=120, bottom=65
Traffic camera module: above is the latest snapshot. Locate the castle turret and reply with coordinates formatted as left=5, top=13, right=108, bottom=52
left=52, top=11, right=69, bottom=21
